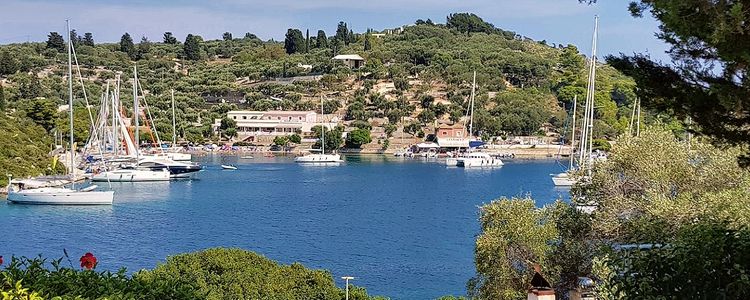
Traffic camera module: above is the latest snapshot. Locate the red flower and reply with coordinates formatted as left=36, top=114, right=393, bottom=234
left=79, top=252, right=97, bottom=270
left=0, top=256, right=3, bottom=265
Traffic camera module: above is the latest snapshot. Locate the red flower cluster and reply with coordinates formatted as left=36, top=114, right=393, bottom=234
left=0, top=255, right=3, bottom=265
left=79, top=252, right=97, bottom=270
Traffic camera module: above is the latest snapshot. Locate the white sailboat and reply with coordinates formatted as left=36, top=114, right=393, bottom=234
left=295, top=95, right=343, bottom=164
left=553, top=16, right=599, bottom=186
left=92, top=66, right=187, bottom=181
left=158, top=89, right=191, bottom=161
left=456, top=71, right=503, bottom=168
left=552, top=95, right=579, bottom=187
left=7, top=20, right=114, bottom=205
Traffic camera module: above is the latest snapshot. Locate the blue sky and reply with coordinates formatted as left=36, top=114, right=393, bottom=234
left=0, top=0, right=669, bottom=61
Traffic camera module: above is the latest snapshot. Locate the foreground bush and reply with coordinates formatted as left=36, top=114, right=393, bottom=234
left=0, top=248, right=383, bottom=300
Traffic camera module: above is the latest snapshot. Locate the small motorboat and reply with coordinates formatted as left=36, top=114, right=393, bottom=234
left=240, top=156, right=254, bottom=159
left=221, top=165, right=237, bottom=170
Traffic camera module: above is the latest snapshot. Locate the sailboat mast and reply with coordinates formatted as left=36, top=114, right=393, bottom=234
left=569, top=95, right=577, bottom=170
left=171, top=89, right=176, bottom=146
left=67, top=20, right=74, bottom=176
left=587, top=16, right=599, bottom=172
left=636, top=97, right=641, bottom=137
left=579, top=16, right=598, bottom=169
left=321, top=95, right=325, bottom=154
left=133, top=65, right=139, bottom=160
left=469, top=71, right=476, bottom=138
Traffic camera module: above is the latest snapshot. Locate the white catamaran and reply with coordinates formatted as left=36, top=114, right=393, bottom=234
left=7, top=20, right=114, bottom=205
left=456, top=71, right=503, bottom=168
left=295, top=95, right=343, bottom=164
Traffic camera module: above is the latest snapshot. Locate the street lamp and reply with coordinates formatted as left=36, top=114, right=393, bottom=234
left=341, top=276, right=354, bottom=300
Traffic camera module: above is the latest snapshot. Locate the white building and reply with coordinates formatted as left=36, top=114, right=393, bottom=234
left=332, top=54, right=365, bottom=69
left=214, top=110, right=337, bottom=140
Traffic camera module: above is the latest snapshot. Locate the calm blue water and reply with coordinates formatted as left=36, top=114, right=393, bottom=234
left=0, top=155, right=569, bottom=299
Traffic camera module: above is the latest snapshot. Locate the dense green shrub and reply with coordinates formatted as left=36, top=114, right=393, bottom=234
left=0, top=249, right=383, bottom=300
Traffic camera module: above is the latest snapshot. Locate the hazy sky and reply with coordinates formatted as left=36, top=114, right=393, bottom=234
left=0, top=0, right=670, bottom=61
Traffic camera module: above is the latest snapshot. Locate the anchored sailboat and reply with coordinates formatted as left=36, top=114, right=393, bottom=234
left=295, top=95, right=343, bottom=164
left=7, top=20, right=114, bottom=205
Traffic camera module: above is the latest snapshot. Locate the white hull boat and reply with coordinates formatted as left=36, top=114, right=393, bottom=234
left=456, top=152, right=503, bottom=168
left=294, top=154, right=343, bottom=163
left=91, top=168, right=170, bottom=182
left=445, top=157, right=459, bottom=166
left=143, top=152, right=192, bottom=161
left=552, top=172, right=577, bottom=186
left=7, top=187, right=114, bottom=205
left=221, top=165, right=237, bottom=170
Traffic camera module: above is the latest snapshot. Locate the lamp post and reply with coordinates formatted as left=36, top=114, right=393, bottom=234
left=341, top=276, right=354, bottom=300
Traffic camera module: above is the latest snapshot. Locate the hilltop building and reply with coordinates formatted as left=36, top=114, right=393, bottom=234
left=332, top=54, right=365, bottom=69
left=202, top=91, right=246, bottom=105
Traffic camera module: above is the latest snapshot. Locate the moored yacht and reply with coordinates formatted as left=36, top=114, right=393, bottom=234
left=7, top=186, right=114, bottom=205
left=133, top=157, right=202, bottom=178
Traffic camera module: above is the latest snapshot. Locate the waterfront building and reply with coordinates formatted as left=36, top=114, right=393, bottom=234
left=214, top=110, right=337, bottom=142
left=435, top=124, right=470, bottom=148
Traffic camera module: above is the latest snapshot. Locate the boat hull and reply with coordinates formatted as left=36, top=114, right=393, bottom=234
left=551, top=172, right=577, bottom=186
left=92, top=169, right=171, bottom=182
left=8, top=190, right=114, bottom=205
left=294, top=154, right=343, bottom=163
left=456, top=157, right=504, bottom=168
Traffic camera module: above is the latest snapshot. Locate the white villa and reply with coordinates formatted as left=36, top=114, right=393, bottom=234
left=214, top=110, right=337, bottom=141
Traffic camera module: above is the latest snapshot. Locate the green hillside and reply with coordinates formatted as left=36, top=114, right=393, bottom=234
left=0, top=13, right=642, bottom=179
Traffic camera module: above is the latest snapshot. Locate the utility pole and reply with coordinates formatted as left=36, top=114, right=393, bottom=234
left=341, top=276, right=354, bottom=300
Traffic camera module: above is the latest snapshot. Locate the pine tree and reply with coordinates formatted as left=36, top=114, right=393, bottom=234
left=316, top=30, right=328, bottom=48
left=222, top=32, right=233, bottom=41
left=69, top=29, right=81, bottom=47
left=0, top=50, right=18, bottom=75
left=137, top=36, right=151, bottom=60
left=348, top=29, right=356, bottom=45
left=119, top=33, right=136, bottom=59
left=46, top=32, right=65, bottom=52
left=163, top=32, right=178, bottom=44
left=82, top=33, right=95, bottom=46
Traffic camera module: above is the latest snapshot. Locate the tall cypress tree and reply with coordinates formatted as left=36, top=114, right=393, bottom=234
left=284, top=29, right=304, bottom=54
left=364, top=31, right=372, bottom=51
left=305, top=29, right=310, bottom=53
left=316, top=30, right=328, bottom=48
left=183, top=34, right=202, bottom=60
left=0, top=82, right=6, bottom=112
left=335, top=22, right=348, bottom=45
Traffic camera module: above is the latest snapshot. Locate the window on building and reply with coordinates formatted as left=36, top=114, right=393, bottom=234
left=243, top=116, right=247, bottom=120
left=232, top=116, right=236, bottom=119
